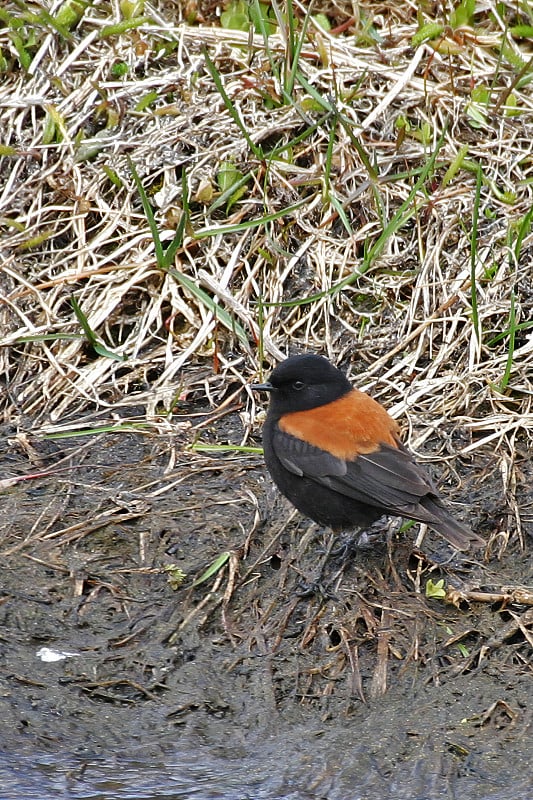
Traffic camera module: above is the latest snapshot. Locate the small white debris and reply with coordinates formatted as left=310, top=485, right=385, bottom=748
left=36, top=647, right=80, bottom=662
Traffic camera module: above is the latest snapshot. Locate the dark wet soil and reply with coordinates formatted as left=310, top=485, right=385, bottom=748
left=0, top=411, right=532, bottom=798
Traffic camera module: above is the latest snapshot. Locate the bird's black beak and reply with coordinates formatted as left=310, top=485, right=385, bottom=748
left=251, top=381, right=275, bottom=393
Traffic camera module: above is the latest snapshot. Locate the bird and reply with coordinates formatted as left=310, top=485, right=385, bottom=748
left=252, top=353, right=484, bottom=552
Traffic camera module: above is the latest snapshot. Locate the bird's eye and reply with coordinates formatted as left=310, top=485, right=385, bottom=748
left=292, top=380, right=305, bottom=391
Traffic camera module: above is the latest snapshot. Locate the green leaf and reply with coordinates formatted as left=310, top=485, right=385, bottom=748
left=510, top=25, right=533, bottom=38
left=161, top=169, right=190, bottom=267
left=209, top=169, right=252, bottom=213
left=426, top=579, right=446, bottom=599
left=195, top=197, right=307, bottom=238
left=217, top=161, right=243, bottom=193
left=513, top=204, right=533, bottom=262
left=449, top=0, right=475, bottom=30
left=503, top=93, right=522, bottom=117
left=101, top=164, right=123, bottom=187
left=329, top=194, right=353, bottom=236
left=110, top=61, right=129, bottom=78
left=54, top=0, right=86, bottom=29
left=13, top=333, right=83, bottom=344
left=470, top=165, right=482, bottom=342
left=100, top=16, right=150, bottom=37
left=466, top=102, right=487, bottom=128
left=220, top=1, right=250, bottom=31
left=10, top=31, right=33, bottom=70
left=441, top=143, right=469, bottom=188
left=312, top=13, right=331, bottom=32
left=470, top=86, right=490, bottom=104
left=216, top=162, right=249, bottom=211
left=120, top=0, right=145, bottom=19
left=135, top=91, right=159, bottom=112
left=249, top=1, right=276, bottom=36
left=497, top=290, right=516, bottom=392
left=411, top=22, right=444, bottom=46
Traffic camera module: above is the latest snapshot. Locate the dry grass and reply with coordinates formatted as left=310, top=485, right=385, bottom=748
left=1, top=1, right=532, bottom=547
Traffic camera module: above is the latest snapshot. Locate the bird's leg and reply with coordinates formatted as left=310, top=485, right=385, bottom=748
left=330, top=519, right=390, bottom=559
left=294, top=529, right=341, bottom=600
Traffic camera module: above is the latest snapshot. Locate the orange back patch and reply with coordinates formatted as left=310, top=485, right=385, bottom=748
left=278, top=389, right=400, bottom=459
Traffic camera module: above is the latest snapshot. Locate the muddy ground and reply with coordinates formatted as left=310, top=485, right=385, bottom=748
left=0, top=404, right=532, bottom=798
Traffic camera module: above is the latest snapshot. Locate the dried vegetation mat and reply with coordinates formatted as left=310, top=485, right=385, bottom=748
left=0, top=0, right=532, bottom=706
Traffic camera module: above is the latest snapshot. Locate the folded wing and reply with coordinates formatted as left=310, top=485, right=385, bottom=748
left=271, top=426, right=482, bottom=549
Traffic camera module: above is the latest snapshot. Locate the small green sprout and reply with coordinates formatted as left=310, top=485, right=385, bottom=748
left=163, top=564, right=187, bottom=590
left=425, top=578, right=447, bottom=599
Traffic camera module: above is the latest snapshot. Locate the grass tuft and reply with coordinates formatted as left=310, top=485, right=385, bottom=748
left=0, top=0, right=531, bottom=545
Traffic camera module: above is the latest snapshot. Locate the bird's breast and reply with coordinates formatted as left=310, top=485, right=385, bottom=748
left=278, top=389, right=400, bottom=460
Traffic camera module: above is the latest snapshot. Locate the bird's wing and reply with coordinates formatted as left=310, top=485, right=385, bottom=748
left=339, top=444, right=438, bottom=515
left=272, top=426, right=437, bottom=516
left=272, top=426, right=347, bottom=478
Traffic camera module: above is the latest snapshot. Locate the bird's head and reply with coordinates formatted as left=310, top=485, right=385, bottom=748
left=252, top=353, right=352, bottom=415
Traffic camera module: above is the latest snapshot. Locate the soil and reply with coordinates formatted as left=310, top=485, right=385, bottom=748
left=0, top=408, right=531, bottom=799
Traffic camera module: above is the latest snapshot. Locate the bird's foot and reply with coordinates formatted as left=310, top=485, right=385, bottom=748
left=295, top=579, right=338, bottom=602
left=330, top=528, right=386, bottom=559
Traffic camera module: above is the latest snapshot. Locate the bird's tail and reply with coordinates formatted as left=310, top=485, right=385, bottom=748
left=420, top=498, right=484, bottom=551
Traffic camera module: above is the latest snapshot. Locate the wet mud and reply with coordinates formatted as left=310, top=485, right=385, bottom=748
left=0, top=414, right=531, bottom=798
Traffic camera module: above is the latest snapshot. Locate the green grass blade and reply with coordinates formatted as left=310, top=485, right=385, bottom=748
left=292, top=70, right=333, bottom=112
left=329, top=194, right=354, bottom=236
left=470, top=167, right=482, bottom=342
left=70, top=295, right=97, bottom=346
left=129, top=158, right=250, bottom=348
left=128, top=157, right=165, bottom=264
left=485, top=320, right=533, bottom=346
left=441, top=143, right=469, bottom=188
left=195, top=198, right=307, bottom=238
left=43, top=423, right=152, bottom=439
left=162, top=266, right=249, bottom=348
left=190, top=443, right=263, bottom=453
left=13, top=333, right=83, bottom=343
left=514, top=204, right=533, bottom=261
left=283, top=0, right=311, bottom=99
left=263, top=128, right=447, bottom=309
left=498, top=290, right=516, bottom=392
left=269, top=110, right=332, bottom=158
left=70, top=296, right=125, bottom=361
left=163, top=168, right=190, bottom=267
left=191, top=551, right=231, bottom=587
left=207, top=170, right=253, bottom=215
left=250, top=0, right=279, bottom=86
left=202, top=47, right=263, bottom=158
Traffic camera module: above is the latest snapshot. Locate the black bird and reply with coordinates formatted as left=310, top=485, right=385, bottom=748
left=253, top=353, right=483, bottom=551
